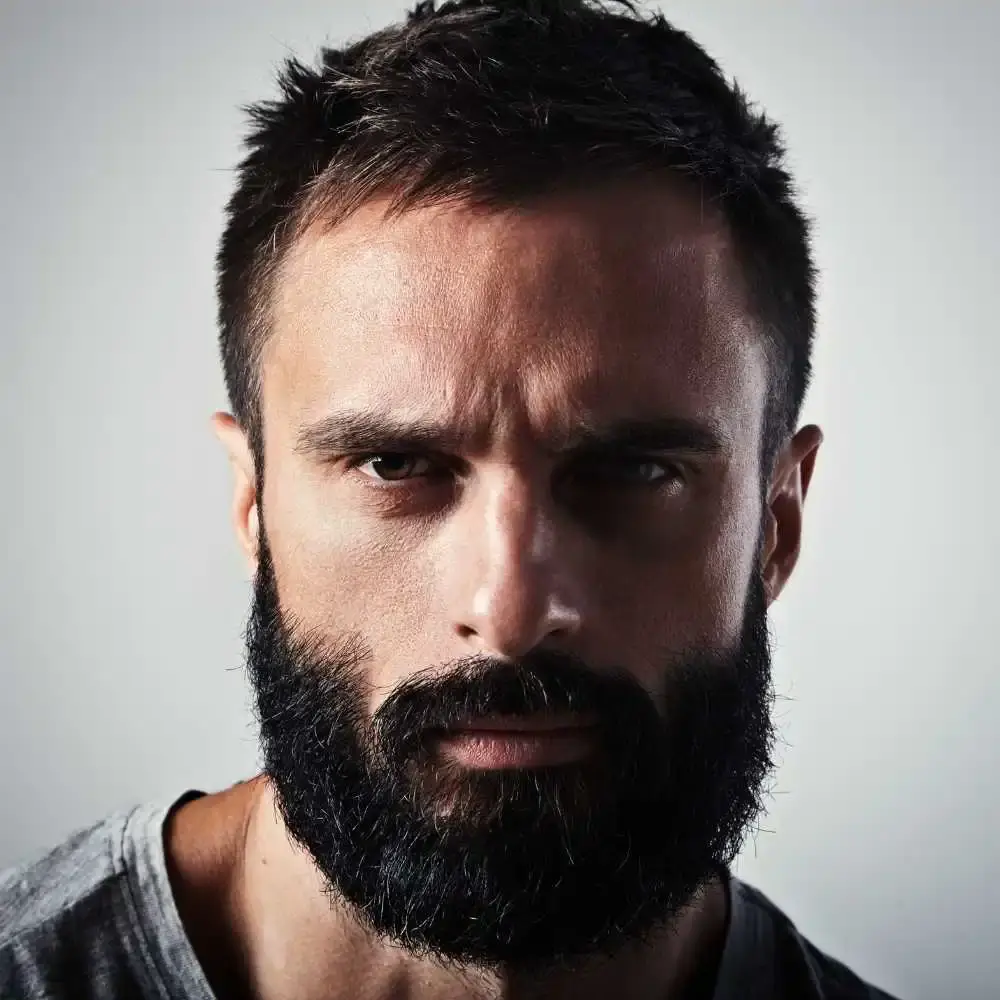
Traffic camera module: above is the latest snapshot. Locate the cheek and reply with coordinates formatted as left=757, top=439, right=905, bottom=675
left=261, top=465, right=443, bottom=673
left=683, top=473, right=762, bottom=647
left=689, top=512, right=759, bottom=645
left=592, top=473, right=761, bottom=661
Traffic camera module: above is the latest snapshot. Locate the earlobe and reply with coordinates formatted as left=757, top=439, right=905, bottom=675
left=211, top=411, right=260, bottom=578
left=247, top=502, right=260, bottom=575
left=759, top=505, right=780, bottom=605
left=759, top=424, right=823, bottom=605
left=234, top=476, right=260, bottom=577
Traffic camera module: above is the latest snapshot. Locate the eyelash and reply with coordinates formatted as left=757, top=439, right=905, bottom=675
left=345, top=453, right=687, bottom=490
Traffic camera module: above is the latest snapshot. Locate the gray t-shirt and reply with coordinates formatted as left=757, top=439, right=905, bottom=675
left=0, top=790, right=899, bottom=999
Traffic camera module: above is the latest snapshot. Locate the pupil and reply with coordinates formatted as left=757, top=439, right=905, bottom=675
left=375, top=455, right=410, bottom=479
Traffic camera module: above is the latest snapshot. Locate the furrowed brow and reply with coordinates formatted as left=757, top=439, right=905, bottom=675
left=295, top=410, right=465, bottom=457
left=565, top=416, right=728, bottom=457
left=295, top=411, right=728, bottom=460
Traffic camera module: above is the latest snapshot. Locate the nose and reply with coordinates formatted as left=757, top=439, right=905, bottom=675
left=447, top=472, right=583, bottom=659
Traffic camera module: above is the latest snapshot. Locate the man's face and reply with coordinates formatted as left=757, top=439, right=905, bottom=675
left=239, top=178, right=786, bottom=970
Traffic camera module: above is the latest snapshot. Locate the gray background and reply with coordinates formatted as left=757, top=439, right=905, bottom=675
left=2, top=2, right=998, bottom=997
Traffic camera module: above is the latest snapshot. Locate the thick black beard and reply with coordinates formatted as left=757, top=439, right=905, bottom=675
left=246, top=536, right=776, bottom=975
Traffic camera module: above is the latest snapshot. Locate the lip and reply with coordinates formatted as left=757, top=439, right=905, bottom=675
left=436, top=714, right=599, bottom=768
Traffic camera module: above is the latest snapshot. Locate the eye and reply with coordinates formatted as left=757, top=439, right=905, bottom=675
left=353, top=453, right=435, bottom=483
left=580, top=457, right=685, bottom=487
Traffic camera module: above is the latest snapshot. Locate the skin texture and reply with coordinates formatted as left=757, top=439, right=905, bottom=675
left=179, top=175, right=822, bottom=1000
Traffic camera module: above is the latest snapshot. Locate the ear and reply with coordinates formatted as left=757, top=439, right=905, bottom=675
left=211, top=412, right=259, bottom=577
left=759, top=423, right=823, bottom=605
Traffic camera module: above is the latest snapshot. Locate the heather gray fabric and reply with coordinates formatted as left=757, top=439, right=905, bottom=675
left=0, top=790, right=899, bottom=999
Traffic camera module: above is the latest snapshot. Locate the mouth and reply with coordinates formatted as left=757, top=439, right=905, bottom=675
left=435, top=713, right=600, bottom=769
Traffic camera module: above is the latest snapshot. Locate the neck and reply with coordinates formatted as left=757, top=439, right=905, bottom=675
left=168, top=776, right=730, bottom=1000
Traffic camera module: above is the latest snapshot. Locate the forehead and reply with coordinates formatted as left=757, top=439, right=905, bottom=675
left=265, top=179, right=768, bottom=455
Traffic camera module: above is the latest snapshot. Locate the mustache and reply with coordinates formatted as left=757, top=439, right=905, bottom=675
left=367, top=649, right=661, bottom=766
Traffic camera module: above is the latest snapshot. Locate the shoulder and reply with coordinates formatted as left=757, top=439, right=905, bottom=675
left=0, top=807, right=136, bottom=949
left=731, top=878, right=902, bottom=1000
left=0, top=803, right=164, bottom=999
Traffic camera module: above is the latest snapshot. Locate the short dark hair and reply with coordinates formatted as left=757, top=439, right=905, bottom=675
left=217, top=0, right=816, bottom=476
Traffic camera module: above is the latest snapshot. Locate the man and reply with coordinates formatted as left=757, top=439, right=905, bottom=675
left=0, top=1, right=900, bottom=997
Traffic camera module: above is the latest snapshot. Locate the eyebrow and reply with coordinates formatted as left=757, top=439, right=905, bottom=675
left=295, top=410, right=728, bottom=460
